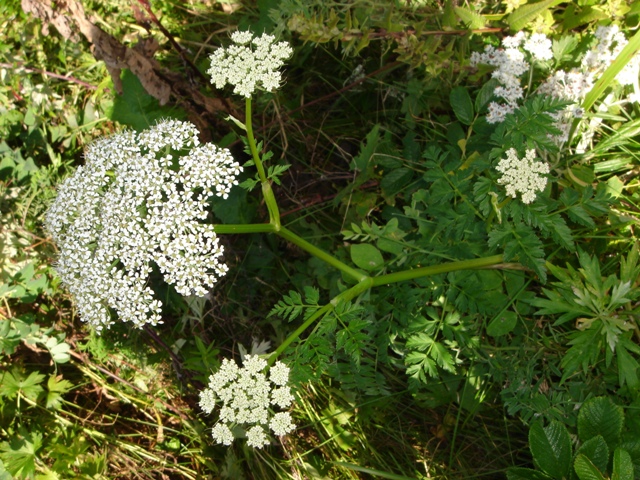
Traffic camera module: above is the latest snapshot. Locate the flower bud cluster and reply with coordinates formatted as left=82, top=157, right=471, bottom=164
left=496, top=148, right=549, bottom=204
left=45, top=120, right=242, bottom=331
left=199, top=355, right=296, bottom=448
left=207, top=31, right=293, bottom=98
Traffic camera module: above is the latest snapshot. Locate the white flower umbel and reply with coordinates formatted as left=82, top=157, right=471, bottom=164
left=45, top=120, right=242, bottom=331
left=199, top=355, right=296, bottom=448
left=495, top=148, right=549, bottom=204
left=207, top=31, right=293, bottom=97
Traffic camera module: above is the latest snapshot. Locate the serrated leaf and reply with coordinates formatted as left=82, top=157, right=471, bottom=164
left=450, top=87, right=474, bottom=125
left=617, top=339, right=640, bottom=389
left=612, top=448, right=634, bottom=480
left=578, top=397, right=624, bottom=448
left=454, top=6, right=486, bottom=28
left=574, top=454, right=607, bottom=480
left=529, top=420, right=572, bottom=479
left=0, top=370, right=45, bottom=401
left=352, top=124, right=380, bottom=171
left=0, top=432, right=43, bottom=479
left=576, top=436, right=609, bottom=474
left=46, top=375, right=73, bottom=410
left=350, top=244, right=384, bottom=271
left=507, top=0, right=564, bottom=31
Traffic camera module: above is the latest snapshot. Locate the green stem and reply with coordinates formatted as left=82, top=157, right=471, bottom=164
left=213, top=223, right=276, bottom=234
left=371, top=254, right=504, bottom=287
left=245, top=96, right=281, bottom=228
left=245, top=97, right=267, bottom=183
left=268, top=254, right=504, bottom=366
left=277, top=226, right=368, bottom=283
left=268, top=303, right=334, bottom=367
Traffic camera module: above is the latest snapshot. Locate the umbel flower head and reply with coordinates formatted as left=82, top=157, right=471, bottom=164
left=207, top=30, right=293, bottom=97
left=199, top=355, right=296, bottom=448
left=495, top=148, right=549, bottom=204
left=45, top=120, right=242, bottom=331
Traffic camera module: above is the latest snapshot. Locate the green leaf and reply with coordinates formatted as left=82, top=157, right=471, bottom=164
left=487, top=310, right=518, bottom=337
left=453, top=6, right=486, bottom=28
left=528, top=420, right=572, bottom=479
left=583, top=28, right=640, bottom=111
left=350, top=244, right=384, bottom=271
left=507, top=0, right=564, bottom=31
left=107, top=70, right=185, bottom=131
left=506, top=468, right=553, bottom=480
left=45, top=375, right=73, bottom=410
left=574, top=454, right=606, bottom=480
left=612, top=448, right=634, bottom=480
left=0, top=432, right=43, bottom=479
left=576, top=436, right=609, bottom=474
left=0, top=370, right=45, bottom=401
left=617, top=338, right=640, bottom=389
left=351, top=124, right=380, bottom=171
left=450, top=87, right=474, bottom=126
left=578, top=397, right=624, bottom=449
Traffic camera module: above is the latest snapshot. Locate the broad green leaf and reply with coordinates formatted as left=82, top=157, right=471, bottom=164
left=450, top=87, right=474, bottom=125
left=578, top=397, right=624, bottom=448
left=576, top=436, right=609, bottom=475
left=46, top=375, right=73, bottom=410
left=0, top=432, right=43, bottom=479
left=529, top=420, right=572, bottom=479
left=507, top=0, right=564, bottom=31
left=0, top=370, right=45, bottom=401
left=612, top=448, right=634, bottom=480
left=350, top=244, right=384, bottom=271
left=574, top=454, right=606, bottom=480
left=487, top=310, right=518, bottom=337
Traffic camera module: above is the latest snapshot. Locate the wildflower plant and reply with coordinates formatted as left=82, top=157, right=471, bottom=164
left=45, top=20, right=640, bottom=458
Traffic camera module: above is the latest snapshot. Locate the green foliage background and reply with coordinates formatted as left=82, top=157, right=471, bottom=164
left=1, top=0, right=640, bottom=478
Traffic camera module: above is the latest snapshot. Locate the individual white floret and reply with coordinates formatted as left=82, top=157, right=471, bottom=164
left=207, top=31, right=293, bottom=97
left=45, top=120, right=242, bottom=330
left=496, top=148, right=549, bottom=204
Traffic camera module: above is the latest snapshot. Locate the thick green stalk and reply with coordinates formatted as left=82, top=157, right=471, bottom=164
left=245, top=97, right=267, bottom=183
left=213, top=223, right=276, bottom=234
left=370, top=254, right=504, bottom=287
left=268, top=254, right=504, bottom=366
left=277, top=226, right=368, bottom=283
left=245, top=96, right=281, bottom=228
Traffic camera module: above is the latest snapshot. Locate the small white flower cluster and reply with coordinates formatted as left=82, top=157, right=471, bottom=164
left=495, top=148, right=549, bottom=204
left=199, top=355, right=296, bottom=448
left=470, top=32, right=552, bottom=123
left=207, top=31, right=293, bottom=98
left=45, top=120, right=242, bottom=331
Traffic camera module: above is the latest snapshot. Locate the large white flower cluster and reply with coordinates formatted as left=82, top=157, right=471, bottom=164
left=470, top=32, right=552, bottom=123
left=207, top=31, right=293, bottom=98
left=199, top=355, right=296, bottom=448
left=495, top=148, right=549, bottom=204
left=45, top=120, right=242, bottom=331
